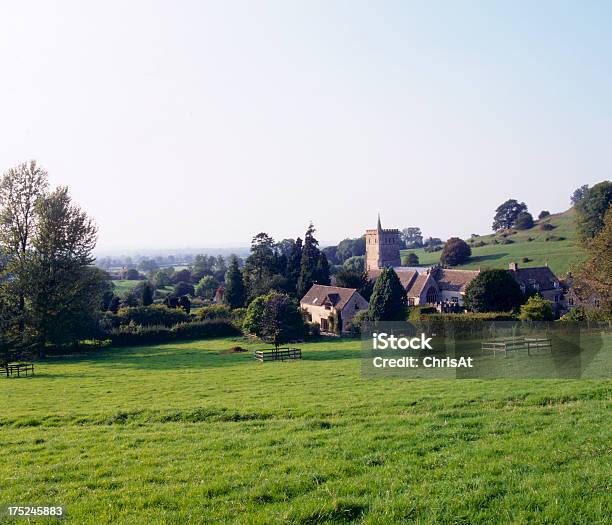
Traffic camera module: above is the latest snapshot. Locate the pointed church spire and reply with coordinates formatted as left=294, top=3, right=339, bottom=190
left=377, top=213, right=382, bottom=232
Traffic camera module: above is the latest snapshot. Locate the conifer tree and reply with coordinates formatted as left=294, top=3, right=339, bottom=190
left=368, top=267, right=408, bottom=321
left=224, top=255, right=246, bottom=308
left=297, top=223, right=321, bottom=297
left=285, top=237, right=302, bottom=295
left=142, top=282, right=154, bottom=306
left=316, top=252, right=331, bottom=285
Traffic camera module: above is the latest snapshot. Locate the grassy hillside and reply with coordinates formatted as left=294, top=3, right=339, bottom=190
left=2, top=337, right=610, bottom=524
left=401, top=208, right=586, bottom=276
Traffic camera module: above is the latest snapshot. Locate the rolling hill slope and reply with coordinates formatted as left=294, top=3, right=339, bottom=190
left=401, top=208, right=586, bottom=276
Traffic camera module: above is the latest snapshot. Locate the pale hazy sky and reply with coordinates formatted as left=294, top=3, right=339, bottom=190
left=1, top=1, right=610, bottom=253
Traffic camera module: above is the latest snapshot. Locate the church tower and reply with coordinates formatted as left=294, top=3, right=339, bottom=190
left=365, top=214, right=402, bottom=271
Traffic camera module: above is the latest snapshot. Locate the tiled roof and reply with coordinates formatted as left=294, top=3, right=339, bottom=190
left=434, top=268, right=480, bottom=292
left=300, top=285, right=358, bottom=311
left=367, top=269, right=417, bottom=290
left=406, top=273, right=432, bottom=298
left=510, top=267, right=560, bottom=291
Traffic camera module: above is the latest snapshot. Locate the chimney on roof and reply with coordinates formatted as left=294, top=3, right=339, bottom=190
left=509, top=261, right=518, bottom=271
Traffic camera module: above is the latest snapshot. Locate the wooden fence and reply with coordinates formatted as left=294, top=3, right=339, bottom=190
left=254, top=348, right=302, bottom=363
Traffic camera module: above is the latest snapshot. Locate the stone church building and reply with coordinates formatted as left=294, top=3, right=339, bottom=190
left=365, top=215, right=479, bottom=307
left=365, top=215, right=402, bottom=271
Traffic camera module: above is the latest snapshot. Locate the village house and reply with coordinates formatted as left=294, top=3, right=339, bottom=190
left=508, top=261, right=565, bottom=312
left=300, top=284, right=369, bottom=334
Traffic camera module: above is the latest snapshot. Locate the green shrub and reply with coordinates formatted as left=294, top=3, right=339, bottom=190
left=115, top=305, right=189, bottom=327
left=519, top=295, right=554, bottom=321
left=108, top=320, right=240, bottom=346
left=197, top=304, right=233, bottom=321
left=346, top=310, right=369, bottom=335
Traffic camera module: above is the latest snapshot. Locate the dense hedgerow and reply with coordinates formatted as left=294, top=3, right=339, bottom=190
left=108, top=320, right=240, bottom=346
left=103, top=305, right=189, bottom=329
left=410, top=312, right=518, bottom=338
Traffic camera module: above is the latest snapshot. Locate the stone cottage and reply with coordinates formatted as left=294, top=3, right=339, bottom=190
left=300, top=284, right=369, bottom=334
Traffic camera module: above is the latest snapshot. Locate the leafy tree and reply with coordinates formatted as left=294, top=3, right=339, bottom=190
left=244, top=233, right=279, bottom=300
left=343, top=255, right=365, bottom=273
left=27, top=187, right=102, bottom=353
left=153, top=270, right=172, bottom=288
left=423, top=237, right=443, bottom=252
left=122, top=292, right=140, bottom=307
left=492, top=199, right=527, bottom=230
left=297, top=223, right=323, bottom=297
left=570, top=184, right=589, bottom=205
left=242, top=291, right=306, bottom=349
left=334, top=269, right=373, bottom=300
left=213, top=255, right=227, bottom=281
left=538, top=210, right=550, bottom=220
left=519, top=294, right=554, bottom=321
left=401, top=253, right=419, bottom=266
left=515, top=211, right=534, bottom=230
left=464, top=269, right=524, bottom=313
left=334, top=269, right=365, bottom=289
left=172, top=268, right=191, bottom=284
left=336, top=237, right=366, bottom=263
left=141, top=281, right=154, bottom=306
left=125, top=268, right=140, bottom=280
left=321, top=245, right=338, bottom=265
left=571, top=206, right=611, bottom=315
left=368, top=267, right=407, bottom=321
left=440, top=238, right=472, bottom=266
left=276, top=239, right=296, bottom=259
left=191, top=254, right=214, bottom=281
left=195, top=275, right=219, bottom=300
left=401, top=227, right=423, bottom=248
left=0, top=160, right=49, bottom=339
left=174, top=281, right=194, bottom=297
left=575, top=181, right=612, bottom=241
left=223, top=255, right=246, bottom=308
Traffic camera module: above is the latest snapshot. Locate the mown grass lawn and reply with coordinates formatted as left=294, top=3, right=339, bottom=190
left=1, top=337, right=610, bottom=524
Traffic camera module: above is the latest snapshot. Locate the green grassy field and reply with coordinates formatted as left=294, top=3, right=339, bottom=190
left=402, top=209, right=586, bottom=275
left=111, top=280, right=142, bottom=296
left=1, top=337, right=610, bottom=524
